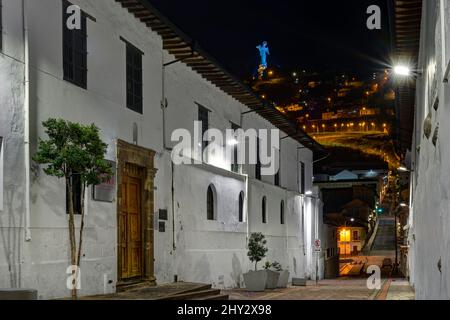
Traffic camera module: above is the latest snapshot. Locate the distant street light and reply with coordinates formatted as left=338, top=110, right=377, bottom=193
left=400, top=203, right=408, bottom=207
left=398, top=165, right=409, bottom=172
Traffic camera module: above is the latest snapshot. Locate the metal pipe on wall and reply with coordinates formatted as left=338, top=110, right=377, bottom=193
left=23, top=0, right=31, bottom=242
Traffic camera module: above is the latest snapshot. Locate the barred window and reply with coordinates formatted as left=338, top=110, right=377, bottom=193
left=66, top=173, right=82, bottom=215
left=207, top=184, right=216, bottom=220
left=198, top=105, right=209, bottom=160
left=238, top=191, right=244, bottom=222
left=126, top=42, right=143, bottom=113
left=256, top=138, right=261, bottom=180
left=262, top=196, right=267, bottom=223
left=63, top=0, right=87, bottom=89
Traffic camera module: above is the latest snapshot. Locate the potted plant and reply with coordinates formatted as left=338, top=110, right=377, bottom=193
left=263, top=261, right=280, bottom=289
left=272, top=261, right=290, bottom=288
left=243, top=233, right=268, bottom=292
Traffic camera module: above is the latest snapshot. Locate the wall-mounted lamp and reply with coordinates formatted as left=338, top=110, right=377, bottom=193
left=397, top=165, right=413, bottom=173
left=393, top=64, right=422, bottom=78
left=393, top=65, right=411, bottom=76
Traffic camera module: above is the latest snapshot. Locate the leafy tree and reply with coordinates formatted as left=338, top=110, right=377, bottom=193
left=33, top=119, right=112, bottom=299
left=247, top=232, right=268, bottom=271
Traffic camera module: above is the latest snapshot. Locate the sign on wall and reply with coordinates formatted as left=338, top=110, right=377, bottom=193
left=314, top=239, right=321, bottom=252
left=92, top=160, right=116, bottom=202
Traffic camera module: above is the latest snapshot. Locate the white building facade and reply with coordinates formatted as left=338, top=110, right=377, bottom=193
left=0, top=0, right=324, bottom=299
left=407, top=0, right=450, bottom=300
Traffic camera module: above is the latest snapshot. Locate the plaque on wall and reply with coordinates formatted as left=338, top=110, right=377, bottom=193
left=92, top=160, right=116, bottom=202
left=159, top=209, right=168, bottom=221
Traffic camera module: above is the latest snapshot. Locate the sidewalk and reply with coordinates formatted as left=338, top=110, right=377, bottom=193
left=376, top=279, right=415, bottom=300
left=224, top=278, right=415, bottom=300
left=225, top=279, right=379, bottom=300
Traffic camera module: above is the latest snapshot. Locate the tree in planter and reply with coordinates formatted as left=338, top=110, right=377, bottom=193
left=33, top=119, right=112, bottom=299
left=247, top=232, right=268, bottom=271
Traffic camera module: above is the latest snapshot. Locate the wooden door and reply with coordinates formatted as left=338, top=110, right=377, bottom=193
left=119, top=164, right=143, bottom=280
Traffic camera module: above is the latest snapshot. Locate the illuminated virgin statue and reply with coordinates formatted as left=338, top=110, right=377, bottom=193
left=256, top=41, right=270, bottom=79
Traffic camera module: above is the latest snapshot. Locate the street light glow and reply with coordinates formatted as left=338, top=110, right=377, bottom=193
left=400, top=203, right=408, bottom=207
left=394, top=65, right=411, bottom=76
left=305, top=191, right=313, bottom=196
left=398, top=165, right=409, bottom=172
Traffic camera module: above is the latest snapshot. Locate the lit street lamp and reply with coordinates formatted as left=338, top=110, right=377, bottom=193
left=393, top=65, right=411, bottom=77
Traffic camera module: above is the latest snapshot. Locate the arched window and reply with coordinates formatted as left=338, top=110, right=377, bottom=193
left=280, top=200, right=285, bottom=224
left=207, top=185, right=216, bottom=220
left=262, top=196, right=267, bottom=223
left=238, top=191, right=244, bottom=222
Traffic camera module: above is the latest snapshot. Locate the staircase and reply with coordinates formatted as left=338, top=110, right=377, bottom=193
left=156, top=284, right=229, bottom=300
left=371, top=218, right=396, bottom=251
left=85, top=281, right=228, bottom=300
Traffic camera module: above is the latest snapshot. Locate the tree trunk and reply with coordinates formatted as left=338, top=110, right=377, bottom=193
left=67, top=175, right=78, bottom=300
left=76, top=183, right=86, bottom=284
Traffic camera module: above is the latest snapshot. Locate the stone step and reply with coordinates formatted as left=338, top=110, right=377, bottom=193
left=158, top=289, right=222, bottom=300
left=117, top=281, right=152, bottom=293
left=195, top=294, right=229, bottom=300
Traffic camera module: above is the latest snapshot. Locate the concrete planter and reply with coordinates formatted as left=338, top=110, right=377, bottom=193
left=265, top=270, right=280, bottom=289
left=292, top=277, right=307, bottom=286
left=277, top=270, right=290, bottom=288
left=243, top=270, right=267, bottom=292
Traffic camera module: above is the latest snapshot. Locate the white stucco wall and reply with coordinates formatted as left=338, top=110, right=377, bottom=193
left=0, top=0, right=26, bottom=291
left=0, top=0, right=321, bottom=298
left=408, top=0, right=450, bottom=299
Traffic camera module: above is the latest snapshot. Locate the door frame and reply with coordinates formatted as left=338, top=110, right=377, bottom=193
left=117, top=139, right=157, bottom=285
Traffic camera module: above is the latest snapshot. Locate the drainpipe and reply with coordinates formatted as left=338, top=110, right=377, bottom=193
left=22, top=0, right=31, bottom=242
left=239, top=110, right=251, bottom=242
left=171, top=160, right=176, bottom=250
left=161, top=54, right=168, bottom=150
left=244, top=173, right=249, bottom=241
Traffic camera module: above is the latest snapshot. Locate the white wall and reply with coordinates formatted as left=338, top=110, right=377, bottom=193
left=0, top=0, right=26, bottom=291
left=408, top=0, right=450, bottom=299
left=0, top=0, right=320, bottom=298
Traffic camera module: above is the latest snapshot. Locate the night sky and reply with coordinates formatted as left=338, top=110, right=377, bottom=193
left=148, top=0, right=393, bottom=79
